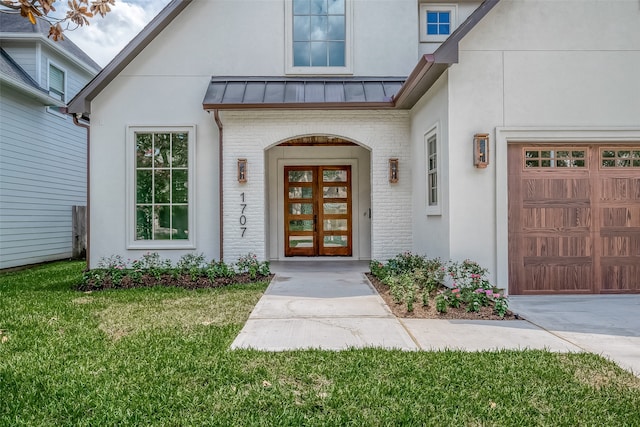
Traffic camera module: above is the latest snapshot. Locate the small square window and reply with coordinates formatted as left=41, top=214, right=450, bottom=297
left=48, top=63, right=65, bottom=102
left=420, top=4, right=456, bottom=43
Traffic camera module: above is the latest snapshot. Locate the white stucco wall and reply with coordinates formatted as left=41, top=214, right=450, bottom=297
left=439, top=0, right=640, bottom=288
left=409, top=72, right=450, bottom=260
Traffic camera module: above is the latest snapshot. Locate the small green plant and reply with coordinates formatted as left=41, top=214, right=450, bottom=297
left=435, top=293, right=447, bottom=313
left=369, top=260, right=388, bottom=279
left=235, top=253, right=270, bottom=280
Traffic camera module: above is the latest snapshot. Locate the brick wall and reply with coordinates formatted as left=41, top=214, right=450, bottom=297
left=219, top=110, right=412, bottom=262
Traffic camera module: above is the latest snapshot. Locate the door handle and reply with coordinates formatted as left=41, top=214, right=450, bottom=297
left=314, top=214, right=317, bottom=232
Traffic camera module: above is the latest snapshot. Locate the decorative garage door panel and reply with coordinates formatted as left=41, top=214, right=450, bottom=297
left=508, top=145, right=640, bottom=294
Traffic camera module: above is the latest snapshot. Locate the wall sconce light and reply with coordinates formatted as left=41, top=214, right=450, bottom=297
left=473, top=133, right=490, bottom=168
left=389, top=158, right=399, bottom=183
left=237, top=158, right=247, bottom=183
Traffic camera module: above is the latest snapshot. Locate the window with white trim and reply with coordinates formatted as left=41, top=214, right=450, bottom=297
left=48, top=63, right=65, bottom=101
left=286, top=0, right=352, bottom=74
left=419, top=4, right=457, bottom=43
left=426, top=127, right=441, bottom=215
left=128, top=127, right=195, bottom=248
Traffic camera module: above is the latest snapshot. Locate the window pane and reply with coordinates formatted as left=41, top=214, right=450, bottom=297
left=440, top=24, right=450, bottom=34
left=310, top=0, right=327, bottom=14
left=427, top=12, right=438, bottom=23
left=293, top=16, right=310, bottom=41
left=541, top=151, right=552, bottom=158
left=136, top=170, right=153, bottom=204
left=293, top=0, right=309, bottom=14
left=154, top=170, right=170, bottom=203
left=289, top=187, right=313, bottom=199
left=311, top=16, right=328, bottom=40
left=602, top=150, right=615, bottom=158
left=289, top=220, right=314, bottom=231
left=293, top=42, right=310, bottom=66
left=324, top=235, right=347, bottom=247
left=323, top=170, right=347, bottom=182
left=327, top=16, right=345, bottom=40
left=289, top=203, right=313, bottom=215
left=328, top=0, right=344, bottom=14
left=154, top=206, right=172, bottom=240
left=427, top=24, right=438, bottom=35
left=290, top=236, right=314, bottom=248
left=136, top=206, right=153, bottom=240
left=328, top=42, right=345, bottom=66
left=172, top=133, right=189, bottom=167
left=172, top=206, right=189, bottom=240
left=288, top=170, right=313, bottom=182
left=323, top=203, right=347, bottom=214
left=172, top=170, right=188, bottom=203
left=136, top=133, right=153, bottom=168
left=154, top=133, right=171, bottom=167
left=439, top=12, right=450, bottom=23
left=324, top=219, right=347, bottom=231
left=323, top=186, right=347, bottom=198
left=311, top=42, right=328, bottom=66
left=525, top=160, right=539, bottom=168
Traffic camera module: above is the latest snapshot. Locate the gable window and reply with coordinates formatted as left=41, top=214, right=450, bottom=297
left=48, top=63, right=65, bottom=101
left=420, top=4, right=457, bottom=43
left=127, top=126, right=196, bottom=248
left=426, top=127, right=441, bottom=215
left=286, top=0, right=352, bottom=74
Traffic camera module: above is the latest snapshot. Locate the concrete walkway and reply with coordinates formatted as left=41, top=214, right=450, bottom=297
left=231, top=262, right=580, bottom=355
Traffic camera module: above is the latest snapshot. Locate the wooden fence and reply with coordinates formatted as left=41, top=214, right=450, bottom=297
left=72, top=206, right=87, bottom=260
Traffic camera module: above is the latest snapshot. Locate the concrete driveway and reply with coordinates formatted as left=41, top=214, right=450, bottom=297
left=509, top=295, right=640, bottom=375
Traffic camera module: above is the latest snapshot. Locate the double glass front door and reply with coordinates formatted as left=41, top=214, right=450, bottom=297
left=284, top=165, right=352, bottom=256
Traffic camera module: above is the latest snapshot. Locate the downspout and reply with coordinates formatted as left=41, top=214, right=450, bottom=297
left=213, top=110, right=224, bottom=260
left=72, top=114, right=91, bottom=269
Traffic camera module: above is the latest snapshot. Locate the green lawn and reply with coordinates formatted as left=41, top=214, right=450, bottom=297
left=1, top=262, right=639, bottom=426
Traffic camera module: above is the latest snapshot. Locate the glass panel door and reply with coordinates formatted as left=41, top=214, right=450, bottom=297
left=284, top=165, right=352, bottom=257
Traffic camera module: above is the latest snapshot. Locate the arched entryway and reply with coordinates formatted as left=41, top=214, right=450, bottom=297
left=265, top=135, right=371, bottom=260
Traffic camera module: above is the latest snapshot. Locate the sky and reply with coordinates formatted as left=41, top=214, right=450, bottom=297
left=57, top=0, right=172, bottom=66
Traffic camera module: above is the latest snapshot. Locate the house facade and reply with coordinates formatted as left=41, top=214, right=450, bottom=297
left=69, top=0, right=640, bottom=294
left=0, top=14, right=100, bottom=269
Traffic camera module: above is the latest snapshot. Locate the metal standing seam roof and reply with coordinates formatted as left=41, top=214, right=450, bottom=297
left=202, top=77, right=405, bottom=109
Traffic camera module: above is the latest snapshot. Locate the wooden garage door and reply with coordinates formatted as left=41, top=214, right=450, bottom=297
left=508, top=144, right=640, bottom=294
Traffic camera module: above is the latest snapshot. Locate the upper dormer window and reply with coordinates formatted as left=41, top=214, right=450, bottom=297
left=293, top=0, right=345, bottom=67
left=48, top=63, right=65, bottom=102
left=286, top=0, right=352, bottom=75
left=420, top=4, right=457, bottom=43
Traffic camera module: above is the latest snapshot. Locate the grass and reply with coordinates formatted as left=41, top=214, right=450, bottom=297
left=1, top=262, right=640, bottom=426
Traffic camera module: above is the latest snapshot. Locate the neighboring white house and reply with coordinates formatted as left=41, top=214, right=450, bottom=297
left=68, top=0, right=640, bottom=295
left=0, top=13, right=100, bottom=269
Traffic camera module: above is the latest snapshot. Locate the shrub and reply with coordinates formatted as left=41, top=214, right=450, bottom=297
left=235, top=253, right=270, bottom=280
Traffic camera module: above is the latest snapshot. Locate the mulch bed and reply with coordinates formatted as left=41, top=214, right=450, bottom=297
left=77, top=273, right=274, bottom=292
left=365, top=273, right=518, bottom=320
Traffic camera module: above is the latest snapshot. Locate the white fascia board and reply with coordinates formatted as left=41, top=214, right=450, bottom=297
left=0, top=73, right=66, bottom=107
left=0, top=33, right=99, bottom=74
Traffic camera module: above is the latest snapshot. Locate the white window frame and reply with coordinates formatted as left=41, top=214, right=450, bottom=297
left=285, top=0, right=353, bottom=75
left=419, top=3, right=457, bottom=43
left=46, top=59, right=68, bottom=117
left=126, top=125, right=197, bottom=250
left=425, top=124, right=442, bottom=216
left=47, top=60, right=66, bottom=102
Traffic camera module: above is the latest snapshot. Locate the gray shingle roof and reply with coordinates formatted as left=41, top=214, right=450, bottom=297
left=0, top=13, right=101, bottom=71
left=203, top=77, right=404, bottom=109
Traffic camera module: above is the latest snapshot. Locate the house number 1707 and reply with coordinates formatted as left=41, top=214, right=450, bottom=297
left=240, top=192, right=247, bottom=238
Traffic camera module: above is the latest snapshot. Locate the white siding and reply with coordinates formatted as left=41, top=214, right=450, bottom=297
left=0, top=86, right=87, bottom=269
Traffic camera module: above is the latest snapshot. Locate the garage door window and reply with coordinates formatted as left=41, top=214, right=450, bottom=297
left=524, top=148, right=586, bottom=168
left=601, top=148, right=640, bottom=168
